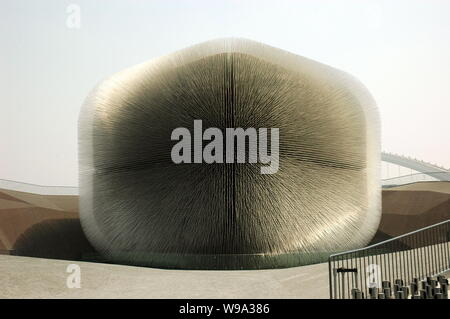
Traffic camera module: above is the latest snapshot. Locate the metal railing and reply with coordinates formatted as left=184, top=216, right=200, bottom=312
left=329, top=219, right=450, bottom=299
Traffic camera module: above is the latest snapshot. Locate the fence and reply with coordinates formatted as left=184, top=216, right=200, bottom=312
left=328, top=219, right=450, bottom=299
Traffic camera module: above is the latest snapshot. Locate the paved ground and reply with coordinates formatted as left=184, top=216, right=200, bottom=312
left=0, top=255, right=329, bottom=299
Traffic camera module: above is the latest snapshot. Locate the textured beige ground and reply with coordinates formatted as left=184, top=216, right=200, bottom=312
left=0, top=255, right=329, bottom=299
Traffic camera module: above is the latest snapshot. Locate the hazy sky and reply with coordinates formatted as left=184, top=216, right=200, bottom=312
left=1, top=0, right=449, bottom=186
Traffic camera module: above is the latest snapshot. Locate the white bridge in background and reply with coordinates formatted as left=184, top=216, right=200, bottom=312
left=381, top=152, right=450, bottom=180
left=381, top=152, right=450, bottom=186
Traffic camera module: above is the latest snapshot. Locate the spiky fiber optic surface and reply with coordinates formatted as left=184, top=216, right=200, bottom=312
left=78, top=38, right=380, bottom=269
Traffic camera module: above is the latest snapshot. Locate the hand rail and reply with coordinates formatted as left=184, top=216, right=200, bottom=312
left=329, top=219, right=450, bottom=299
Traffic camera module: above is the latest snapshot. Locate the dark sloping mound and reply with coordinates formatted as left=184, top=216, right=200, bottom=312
left=371, top=182, right=450, bottom=245
left=380, top=190, right=449, bottom=234
left=0, top=188, right=79, bottom=255
left=13, top=219, right=95, bottom=261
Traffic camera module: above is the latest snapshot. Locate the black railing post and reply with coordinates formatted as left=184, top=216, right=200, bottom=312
left=328, top=256, right=333, bottom=299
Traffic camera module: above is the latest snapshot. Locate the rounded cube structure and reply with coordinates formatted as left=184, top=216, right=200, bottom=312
left=78, top=38, right=380, bottom=269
